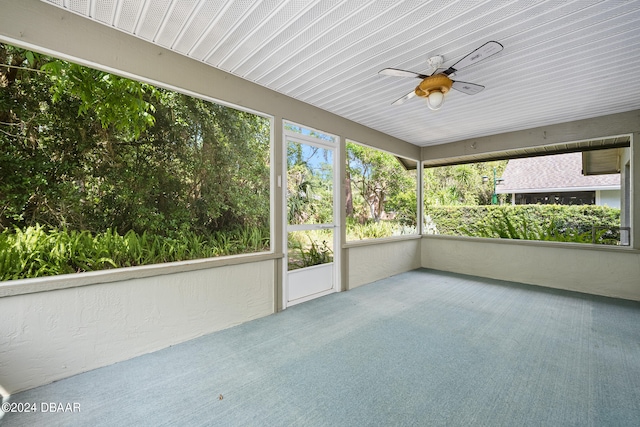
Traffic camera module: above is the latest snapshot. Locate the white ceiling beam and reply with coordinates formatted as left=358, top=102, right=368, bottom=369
left=421, top=110, right=640, bottom=163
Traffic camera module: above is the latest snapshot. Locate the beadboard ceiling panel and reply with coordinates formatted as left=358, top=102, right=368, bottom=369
left=42, top=0, right=640, bottom=147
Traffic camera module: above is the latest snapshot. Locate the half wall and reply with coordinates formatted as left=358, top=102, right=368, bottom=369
left=0, top=260, right=274, bottom=393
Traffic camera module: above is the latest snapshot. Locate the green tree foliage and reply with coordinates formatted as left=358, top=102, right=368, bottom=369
left=286, top=142, right=333, bottom=225
left=346, top=142, right=417, bottom=230
left=0, top=44, right=270, bottom=240
left=42, top=60, right=158, bottom=140
left=423, top=161, right=507, bottom=206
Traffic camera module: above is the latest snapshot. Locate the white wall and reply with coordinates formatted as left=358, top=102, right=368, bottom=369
left=347, top=238, right=421, bottom=289
left=0, top=260, right=274, bottom=393
left=596, top=190, right=621, bottom=208
left=422, top=236, right=640, bottom=301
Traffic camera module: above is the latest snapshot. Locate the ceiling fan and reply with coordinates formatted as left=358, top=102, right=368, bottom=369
left=379, top=41, right=503, bottom=110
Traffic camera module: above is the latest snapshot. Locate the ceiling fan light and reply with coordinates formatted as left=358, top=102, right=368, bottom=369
left=427, top=91, right=445, bottom=110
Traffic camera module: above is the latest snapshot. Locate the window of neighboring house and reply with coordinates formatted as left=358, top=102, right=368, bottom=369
left=346, top=140, right=418, bottom=241
left=423, top=150, right=629, bottom=246
left=0, top=43, right=271, bottom=281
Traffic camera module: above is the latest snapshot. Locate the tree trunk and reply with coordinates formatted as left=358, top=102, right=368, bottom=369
left=376, top=190, right=385, bottom=220
left=345, top=172, right=353, bottom=217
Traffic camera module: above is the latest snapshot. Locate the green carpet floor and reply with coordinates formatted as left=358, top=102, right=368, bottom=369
left=2, top=269, right=640, bottom=426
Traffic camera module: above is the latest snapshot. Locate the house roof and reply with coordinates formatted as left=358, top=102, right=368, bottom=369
left=35, top=0, right=640, bottom=148
left=496, top=152, right=620, bottom=194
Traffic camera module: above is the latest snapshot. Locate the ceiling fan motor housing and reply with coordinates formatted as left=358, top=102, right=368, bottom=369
left=415, top=74, right=453, bottom=98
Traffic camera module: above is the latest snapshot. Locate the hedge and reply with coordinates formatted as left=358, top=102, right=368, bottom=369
left=425, top=205, right=622, bottom=245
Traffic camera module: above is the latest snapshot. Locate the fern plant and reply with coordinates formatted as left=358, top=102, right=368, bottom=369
left=0, top=225, right=271, bottom=281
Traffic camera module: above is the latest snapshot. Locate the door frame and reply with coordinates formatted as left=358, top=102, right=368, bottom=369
left=282, top=121, right=341, bottom=309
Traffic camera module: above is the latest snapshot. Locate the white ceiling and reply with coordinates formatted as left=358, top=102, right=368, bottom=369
left=43, top=0, right=640, bottom=147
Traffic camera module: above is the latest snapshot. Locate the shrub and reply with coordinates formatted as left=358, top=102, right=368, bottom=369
left=346, top=217, right=417, bottom=241
left=425, top=205, right=621, bottom=245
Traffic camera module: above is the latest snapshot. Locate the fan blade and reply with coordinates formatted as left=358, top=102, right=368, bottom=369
left=451, top=81, right=485, bottom=95
left=379, top=68, right=428, bottom=79
left=442, top=41, right=503, bottom=75
left=392, top=90, right=416, bottom=105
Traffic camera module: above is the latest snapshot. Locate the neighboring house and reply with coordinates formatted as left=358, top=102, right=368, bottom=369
left=496, top=151, right=621, bottom=207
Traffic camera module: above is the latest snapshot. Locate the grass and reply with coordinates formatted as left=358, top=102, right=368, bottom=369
left=0, top=225, right=270, bottom=281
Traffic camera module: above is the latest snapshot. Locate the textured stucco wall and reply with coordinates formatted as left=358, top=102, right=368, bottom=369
left=347, top=238, right=421, bottom=289
left=0, top=261, right=274, bottom=393
left=422, top=237, right=640, bottom=301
